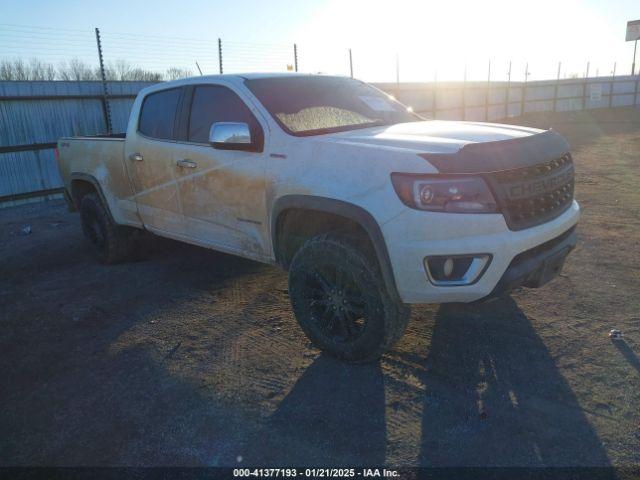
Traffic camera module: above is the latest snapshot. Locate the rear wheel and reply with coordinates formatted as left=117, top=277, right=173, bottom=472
left=79, top=193, right=134, bottom=264
left=288, top=235, right=410, bottom=363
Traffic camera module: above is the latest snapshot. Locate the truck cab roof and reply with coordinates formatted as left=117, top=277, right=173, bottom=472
left=157, top=72, right=348, bottom=88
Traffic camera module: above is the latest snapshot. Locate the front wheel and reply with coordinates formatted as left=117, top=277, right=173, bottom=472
left=288, top=235, right=410, bottom=363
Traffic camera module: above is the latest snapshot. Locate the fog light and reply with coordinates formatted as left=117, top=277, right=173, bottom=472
left=424, top=254, right=491, bottom=286
left=443, top=258, right=454, bottom=277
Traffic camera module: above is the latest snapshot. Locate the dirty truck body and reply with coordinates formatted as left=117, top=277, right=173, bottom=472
left=57, top=73, right=579, bottom=362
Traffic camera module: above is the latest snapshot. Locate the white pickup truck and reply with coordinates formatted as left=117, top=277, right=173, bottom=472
left=56, top=73, right=579, bottom=362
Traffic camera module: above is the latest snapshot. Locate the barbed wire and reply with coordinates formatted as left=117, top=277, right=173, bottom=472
left=0, top=23, right=631, bottom=82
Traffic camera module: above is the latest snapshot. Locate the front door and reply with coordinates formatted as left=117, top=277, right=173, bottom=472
left=125, top=87, right=184, bottom=234
left=174, top=84, right=269, bottom=259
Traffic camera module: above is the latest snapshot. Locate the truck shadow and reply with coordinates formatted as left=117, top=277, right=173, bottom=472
left=248, top=356, right=387, bottom=466
left=418, top=297, right=613, bottom=468
left=244, top=295, right=615, bottom=469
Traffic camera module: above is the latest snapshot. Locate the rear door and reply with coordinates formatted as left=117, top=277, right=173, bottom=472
left=174, top=83, right=269, bottom=258
left=125, top=87, right=185, bottom=234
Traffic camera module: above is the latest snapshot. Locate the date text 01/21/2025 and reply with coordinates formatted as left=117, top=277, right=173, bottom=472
left=232, top=468, right=400, bottom=478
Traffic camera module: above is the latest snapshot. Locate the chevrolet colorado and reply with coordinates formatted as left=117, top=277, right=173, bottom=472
left=56, top=73, right=579, bottom=362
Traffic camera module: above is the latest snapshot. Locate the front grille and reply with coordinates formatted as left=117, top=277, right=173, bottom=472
left=486, top=153, right=575, bottom=230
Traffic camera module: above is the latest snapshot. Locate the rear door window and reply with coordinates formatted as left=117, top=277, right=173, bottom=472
left=138, top=88, right=182, bottom=140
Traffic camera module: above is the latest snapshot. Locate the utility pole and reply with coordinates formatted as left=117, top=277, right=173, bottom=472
left=609, top=62, right=616, bottom=108
left=432, top=70, right=437, bottom=119
left=218, top=38, right=223, bottom=74
left=485, top=60, right=491, bottom=121
left=462, top=64, right=467, bottom=120
left=553, top=61, right=561, bottom=112
left=293, top=43, right=298, bottom=72
left=582, top=61, right=590, bottom=110
left=521, top=62, right=529, bottom=117
left=349, top=48, right=353, bottom=78
left=94, top=27, right=112, bottom=135
left=506, top=60, right=512, bottom=117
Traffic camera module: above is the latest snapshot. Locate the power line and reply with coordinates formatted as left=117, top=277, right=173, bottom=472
left=0, top=23, right=94, bottom=33
left=100, top=30, right=215, bottom=43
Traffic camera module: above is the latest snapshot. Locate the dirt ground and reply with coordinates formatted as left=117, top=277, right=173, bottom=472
left=1, top=108, right=639, bottom=469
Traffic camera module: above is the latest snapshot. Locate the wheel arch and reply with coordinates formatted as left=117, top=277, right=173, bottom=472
left=272, top=194, right=400, bottom=301
left=69, top=173, right=115, bottom=223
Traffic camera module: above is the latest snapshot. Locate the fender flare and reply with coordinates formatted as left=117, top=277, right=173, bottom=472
left=69, top=172, right=116, bottom=223
left=271, top=194, right=400, bottom=301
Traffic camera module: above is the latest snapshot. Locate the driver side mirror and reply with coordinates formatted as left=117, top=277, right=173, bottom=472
left=209, top=122, right=254, bottom=151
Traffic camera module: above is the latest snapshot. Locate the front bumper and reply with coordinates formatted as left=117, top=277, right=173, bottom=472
left=485, top=226, right=576, bottom=299
left=382, top=200, right=580, bottom=304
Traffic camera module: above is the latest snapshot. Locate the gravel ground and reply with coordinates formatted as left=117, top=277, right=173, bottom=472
left=0, top=108, right=639, bottom=468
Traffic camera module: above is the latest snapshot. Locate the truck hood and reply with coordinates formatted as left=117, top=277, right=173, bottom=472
left=320, top=120, right=570, bottom=173
left=323, top=120, right=542, bottom=153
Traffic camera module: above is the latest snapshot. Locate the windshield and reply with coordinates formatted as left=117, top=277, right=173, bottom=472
left=245, top=76, right=421, bottom=136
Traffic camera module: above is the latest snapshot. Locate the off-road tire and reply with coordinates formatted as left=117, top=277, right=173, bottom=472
left=288, top=235, right=410, bottom=363
left=79, top=193, right=134, bottom=264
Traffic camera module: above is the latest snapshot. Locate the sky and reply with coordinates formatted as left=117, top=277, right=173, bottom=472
left=0, top=0, right=638, bottom=82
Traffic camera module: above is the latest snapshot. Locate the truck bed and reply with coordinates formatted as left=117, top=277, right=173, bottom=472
left=56, top=134, right=140, bottom=227
left=63, top=132, right=126, bottom=140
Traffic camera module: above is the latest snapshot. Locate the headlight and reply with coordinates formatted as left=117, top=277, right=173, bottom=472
left=391, top=173, right=498, bottom=213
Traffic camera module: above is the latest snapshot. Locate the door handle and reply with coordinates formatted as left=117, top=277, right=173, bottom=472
left=129, top=153, right=144, bottom=162
left=176, top=159, right=197, bottom=169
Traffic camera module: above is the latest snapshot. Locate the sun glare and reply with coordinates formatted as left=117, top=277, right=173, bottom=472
left=294, top=0, right=628, bottom=82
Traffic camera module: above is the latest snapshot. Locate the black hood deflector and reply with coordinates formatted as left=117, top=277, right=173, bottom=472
left=420, top=129, right=570, bottom=174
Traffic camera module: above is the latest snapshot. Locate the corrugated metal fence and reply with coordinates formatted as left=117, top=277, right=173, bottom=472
left=0, top=81, right=154, bottom=207
left=380, top=75, right=640, bottom=121
left=1, top=76, right=639, bottom=207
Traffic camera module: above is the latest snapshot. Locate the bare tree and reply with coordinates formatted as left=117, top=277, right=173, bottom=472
left=57, top=58, right=97, bottom=81
left=12, top=59, right=28, bottom=80
left=0, top=56, right=175, bottom=82
left=0, top=59, right=18, bottom=80
left=0, top=58, right=56, bottom=80
left=29, top=58, right=56, bottom=80
left=104, top=59, right=133, bottom=81
left=127, top=67, right=163, bottom=81
left=103, top=60, right=162, bottom=81
left=0, top=60, right=11, bottom=80
left=3, top=59, right=28, bottom=80
left=165, top=67, right=193, bottom=80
